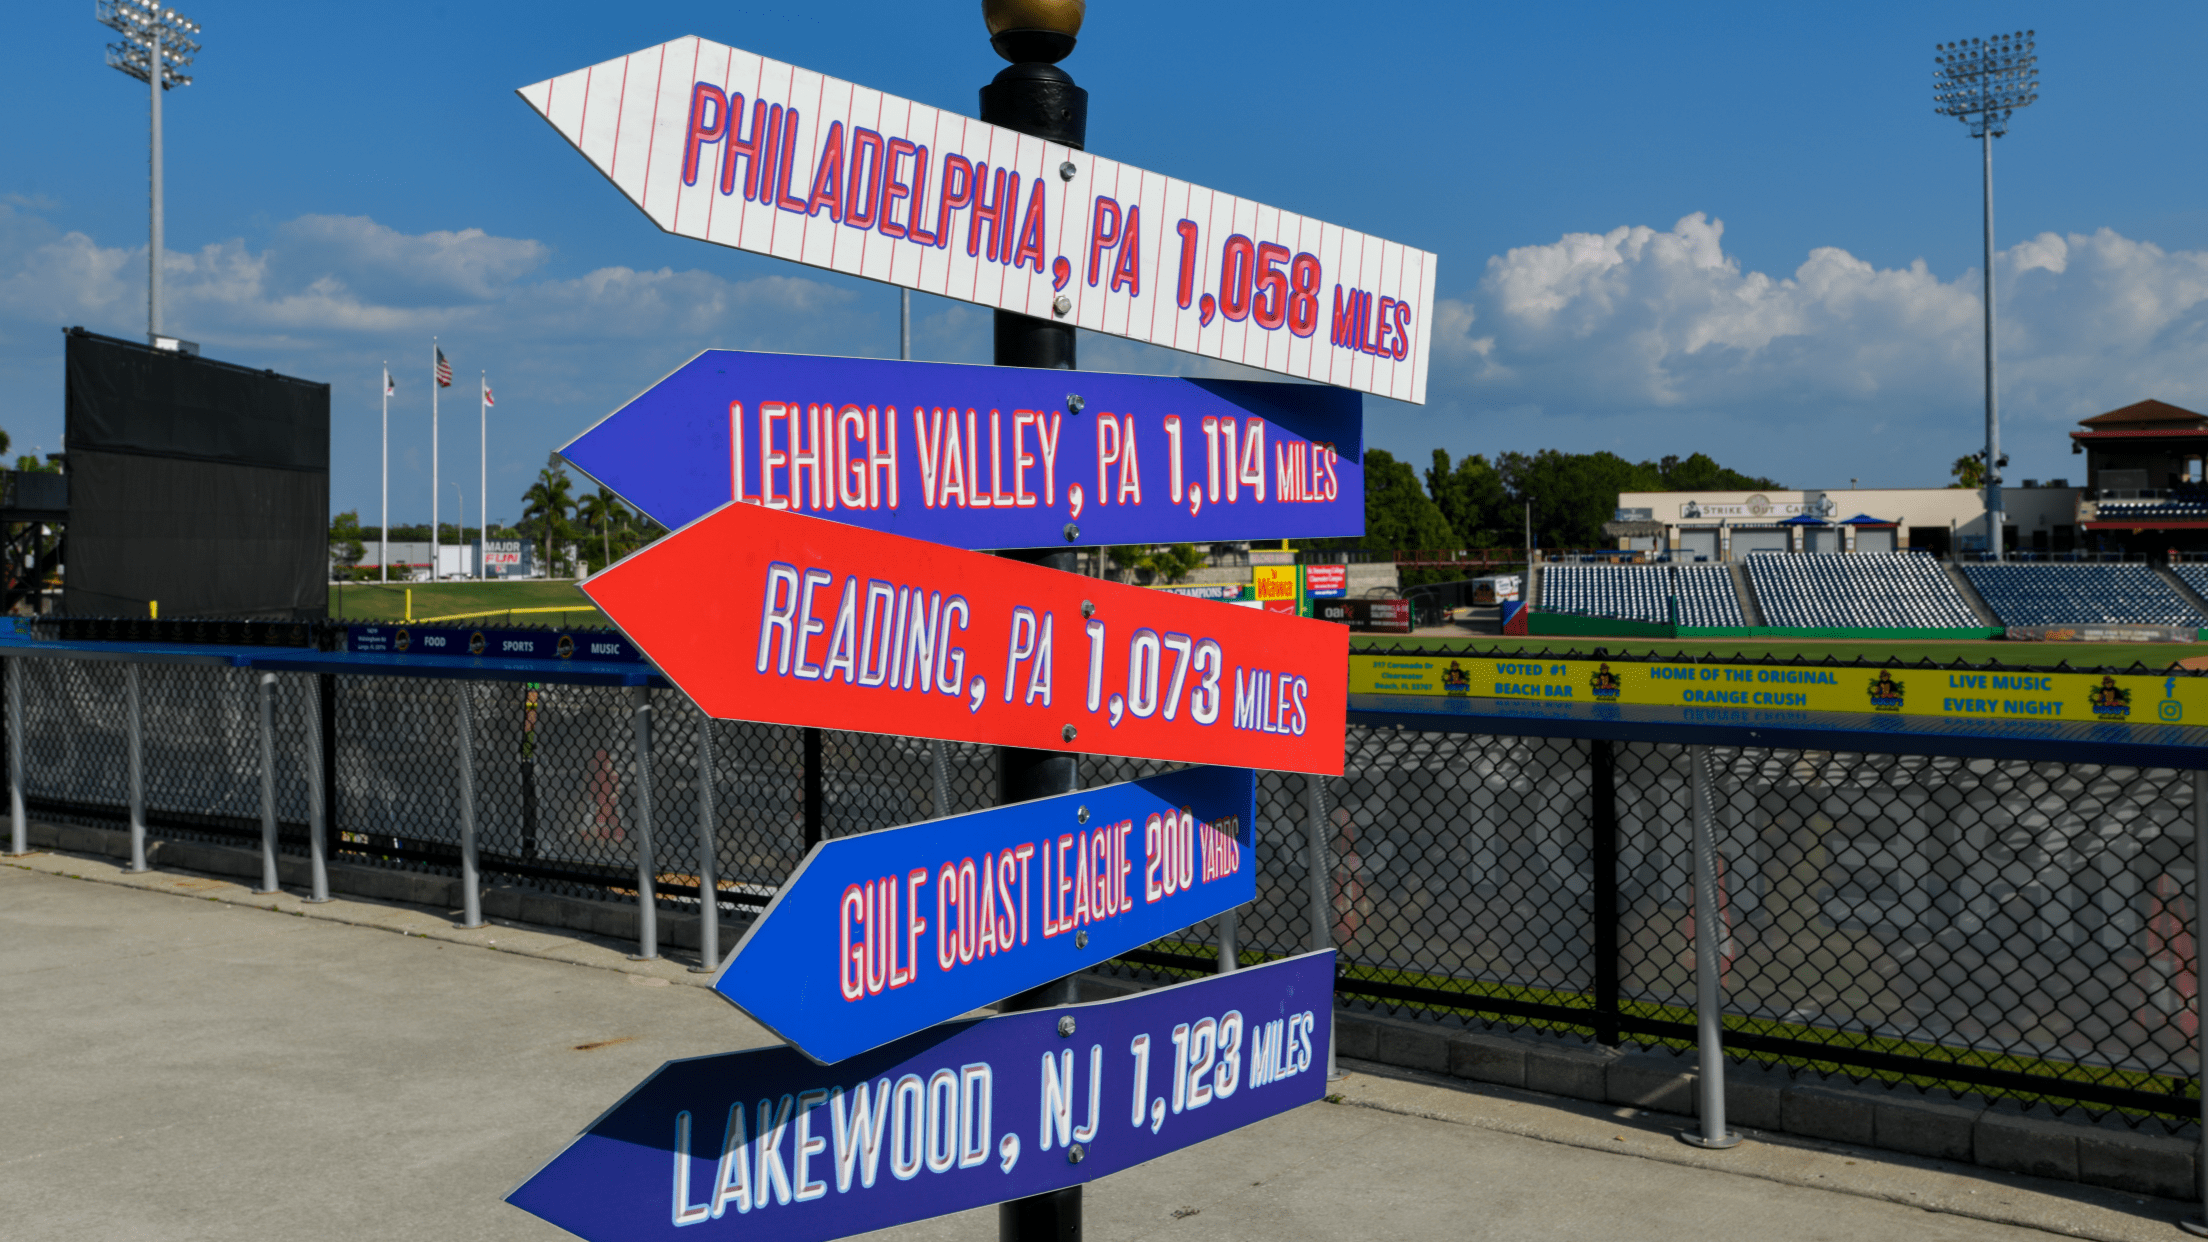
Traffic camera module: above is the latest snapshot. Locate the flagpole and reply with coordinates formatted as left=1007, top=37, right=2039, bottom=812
left=380, top=364, right=389, bottom=584
left=431, top=337, right=440, bottom=583
left=479, top=371, right=488, bottom=582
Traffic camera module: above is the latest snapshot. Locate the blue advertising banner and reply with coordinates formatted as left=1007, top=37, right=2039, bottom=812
left=560, top=350, right=1363, bottom=551
left=343, top=624, right=645, bottom=663
left=718, top=767, right=1256, bottom=1066
left=507, top=951, right=1335, bottom=1242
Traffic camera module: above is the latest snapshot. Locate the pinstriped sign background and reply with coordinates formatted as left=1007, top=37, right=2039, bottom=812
left=518, top=36, right=1436, bottom=404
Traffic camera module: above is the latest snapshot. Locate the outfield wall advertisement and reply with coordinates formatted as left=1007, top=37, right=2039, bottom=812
left=1353, top=653, right=2204, bottom=726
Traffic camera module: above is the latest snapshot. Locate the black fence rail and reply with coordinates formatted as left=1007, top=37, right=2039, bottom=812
left=6, top=648, right=2203, bottom=1131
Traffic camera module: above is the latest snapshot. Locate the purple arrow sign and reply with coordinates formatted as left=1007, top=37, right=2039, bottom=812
left=715, top=766, right=1256, bottom=1066
left=507, top=951, right=1335, bottom=1242
left=559, top=350, right=1363, bottom=551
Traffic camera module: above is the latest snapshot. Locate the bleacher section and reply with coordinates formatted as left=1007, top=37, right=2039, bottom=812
left=1539, top=564, right=1671, bottom=624
left=2171, top=564, right=2208, bottom=608
left=2093, top=487, right=2208, bottom=523
left=1962, top=563, right=2208, bottom=627
left=1537, top=563, right=1744, bottom=626
left=1676, top=564, right=1745, bottom=626
left=1745, top=553, right=1978, bottom=629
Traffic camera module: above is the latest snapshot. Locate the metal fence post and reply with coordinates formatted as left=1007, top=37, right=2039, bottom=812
left=318, top=672, right=338, bottom=865
left=1307, top=770, right=1340, bottom=1080
left=690, top=709, right=720, bottom=974
left=931, top=739, right=952, bottom=819
left=629, top=686, right=659, bottom=961
left=6, top=657, right=25, bottom=856
left=124, top=663, right=148, bottom=873
left=453, top=680, right=483, bottom=928
left=802, top=726, right=823, bottom=849
left=2184, top=770, right=2208, bottom=1237
left=1680, top=745, right=1741, bottom=1149
left=253, top=671, right=280, bottom=894
left=1591, top=739, right=1619, bottom=1047
left=300, top=674, right=330, bottom=902
left=1218, top=907, right=1239, bottom=973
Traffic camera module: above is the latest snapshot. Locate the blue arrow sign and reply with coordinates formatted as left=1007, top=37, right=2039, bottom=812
left=716, top=766, right=1256, bottom=1066
left=560, top=350, right=1363, bottom=550
left=507, top=951, right=1335, bottom=1242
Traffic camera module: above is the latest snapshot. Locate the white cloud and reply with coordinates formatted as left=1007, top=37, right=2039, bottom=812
left=1461, top=214, right=2208, bottom=417
left=1390, top=213, right=2208, bottom=484
left=12, top=202, right=2208, bottom=503
left=0, top=201, right=881, bottom=518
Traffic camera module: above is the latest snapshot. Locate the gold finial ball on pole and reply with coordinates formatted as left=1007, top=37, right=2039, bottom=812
left=982, top=0, right=1084, bottom=63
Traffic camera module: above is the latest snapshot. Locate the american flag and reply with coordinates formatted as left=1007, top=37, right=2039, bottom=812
left=384, top=369, right=395, bottom=396
left=482, top=377, right=495, bottom=407
left=434, top=347, right=453, bottom=388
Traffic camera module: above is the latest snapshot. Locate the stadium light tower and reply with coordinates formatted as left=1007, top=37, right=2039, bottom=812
left=1933, top=30, right=2037, bottom=561
left=96, top=0, right=202, bottom=348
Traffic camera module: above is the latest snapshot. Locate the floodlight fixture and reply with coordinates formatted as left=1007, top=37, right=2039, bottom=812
left=1932, top=30, right=2036, bottom=138
left=97, top=0, right=201, bottom=90
left=1930, top=30, right=2038, bottom=561
left=95, top=0, right=202, bottom=345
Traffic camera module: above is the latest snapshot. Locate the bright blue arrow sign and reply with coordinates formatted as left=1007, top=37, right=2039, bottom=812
left=560, top=350, right=1363, bottom=550
left=507, top=951, right=1335, bottom=1242
left=715, top=766, right=1256, bottom=1066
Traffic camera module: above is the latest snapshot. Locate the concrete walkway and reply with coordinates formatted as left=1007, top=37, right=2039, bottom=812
left=2, top=853, right=2198, bottom=1242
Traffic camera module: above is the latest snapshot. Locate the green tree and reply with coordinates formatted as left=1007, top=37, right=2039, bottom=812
left=1426, top=449, right=1513, bottom=547
left=14, top=454, right=57, bottom=474
left=1656, top=452, right=1779, bottom=491
left=575, top=486, right=632, bottom=573
left=327, top=510, right=366, bottom=576
left=1106, top=543, right=1206, bottom=583
left=1949, top=454, right=1985, bottom=489
left=520, top=466, right=576, bottom=576
left=1495, top=450, right=1652, bottom=549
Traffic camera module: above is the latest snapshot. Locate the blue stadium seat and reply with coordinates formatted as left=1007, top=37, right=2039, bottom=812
left=1675, top=564, right=1745, bottom=626
left=1537, top=564, right=1744, bottom=626
left=1744, top=553, right=1978, bottom=628
left=1961, top=563, right=2208, bottom=627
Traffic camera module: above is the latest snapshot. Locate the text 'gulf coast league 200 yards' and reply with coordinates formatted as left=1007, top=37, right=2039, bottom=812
left=579, top=501, right=1346, bottom=775
left=520, top=37, right=1436, bottom=402
left=830, top=802, right=1241, bottom=1005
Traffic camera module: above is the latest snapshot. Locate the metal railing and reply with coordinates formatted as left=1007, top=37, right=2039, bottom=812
left=5, top=638, right=2206, bottom=1134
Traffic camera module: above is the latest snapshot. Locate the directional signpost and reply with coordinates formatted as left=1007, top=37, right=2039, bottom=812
left=513, top=10, right=1418, bottom=1240
left=517, top=37, right=1437, bottom=404
left=577, top=499, right=1347, bottom=774
left=718, top=766, right=1257, bottom=1066
left=561, top=350, right=1365, bottom=548
left=508, top=951, right=1335, bottom=1242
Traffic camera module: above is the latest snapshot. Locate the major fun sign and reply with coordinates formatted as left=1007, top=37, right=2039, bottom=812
left=518, top=37, right=1436, bottom=403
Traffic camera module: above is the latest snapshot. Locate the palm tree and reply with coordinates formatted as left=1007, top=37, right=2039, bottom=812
left=520, top=466, right=575, bottom=576
left=575, top=486, right=631, bottom=573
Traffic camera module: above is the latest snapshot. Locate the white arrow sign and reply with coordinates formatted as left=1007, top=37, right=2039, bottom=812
left=518, top=36, right=1436, bottom=404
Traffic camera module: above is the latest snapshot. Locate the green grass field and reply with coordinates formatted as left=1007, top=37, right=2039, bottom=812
left=1362, top=631, right=2208, bottom=669
left=326, top=580, right=612, bottom=629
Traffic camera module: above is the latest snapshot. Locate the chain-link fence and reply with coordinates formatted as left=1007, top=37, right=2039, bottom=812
left=10, top=654, right=2202, bottom=1129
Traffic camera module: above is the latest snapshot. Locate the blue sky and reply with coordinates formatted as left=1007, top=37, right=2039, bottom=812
left=4, top=1, right=2206, bottom=525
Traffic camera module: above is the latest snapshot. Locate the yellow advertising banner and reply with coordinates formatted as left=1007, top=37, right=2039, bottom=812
left=1352, top=653, right=2207, bottom=727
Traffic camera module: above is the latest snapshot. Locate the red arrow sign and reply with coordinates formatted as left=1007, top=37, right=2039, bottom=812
left=580, top=503, right=1346, bottom=774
